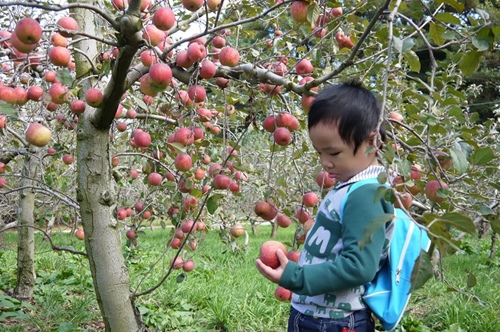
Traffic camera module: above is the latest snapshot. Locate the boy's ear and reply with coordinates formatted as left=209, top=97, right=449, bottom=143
left=368, top=131, right=382, bottom=148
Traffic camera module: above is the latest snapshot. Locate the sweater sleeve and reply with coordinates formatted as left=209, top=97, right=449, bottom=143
left=279, top=184, right=393, bottom=296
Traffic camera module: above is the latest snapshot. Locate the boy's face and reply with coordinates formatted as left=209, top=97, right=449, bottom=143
left=309, top=121, right=378, bottom=183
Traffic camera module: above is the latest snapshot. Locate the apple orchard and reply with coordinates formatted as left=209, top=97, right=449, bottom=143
left=0, top=0, right=498, bottom=331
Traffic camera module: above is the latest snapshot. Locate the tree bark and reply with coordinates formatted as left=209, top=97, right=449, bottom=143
left=14, top=151, right=39, bottom=300
left=73, top=2, right=141, bottom=330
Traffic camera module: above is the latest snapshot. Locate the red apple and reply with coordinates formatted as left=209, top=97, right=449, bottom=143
left=152, top=7, right=176, bottom=31
left=410, top=164, right=422, bottom=181
left=57, top=17, right=79, bottom=37
left=49, top=46, right=71, bottom=67
left=182, top=0, right=203, bottom=12
left=133, top=130, right=151, bottom=148
left=134, top=201, right=144, bottom=213
left=330, top=7, right=343, bottom=18
left=174, top=154, right=193, bottom=172
left=149, top=63, right=172, bottom=89
left=126, top=229, right=136, bottom=239
left=49, top=82, right=69, bottom=104
left=254, top=200, right=278, bottom=221
left=187, top=42, right=207, bottom=63
left=276, top=213, right=292, bottom=228
left=170, top=237, right=182, bottom=249
left=425, top=180, right=449, bottom=203
left=295, top=208, right=310, bottom=224
left=0, top=177, right=7, bottom=188
left=85, top=88, right=103, bottom=107
left=62, top=154, right=74, bottom=165
left=187, top=84, right=206, bottom=103
left=148, top=172, right=163, bottom=186
left=275, top=286, right=292, bottom=301
left=128, top=169, right=138, bottom=180
left=316, top=171, right=336, bottom=189
left=142, top=25, right=165, bottom=46
left=389, top=111, right=404, bottom=123
left=259, top=240, right=287, bottom=269
left=295, top=58, right=313, bottom=75
left=395, top=192, right=413, bottom=209
left=14, top=18, right=42, bottom=45
left=25, top=123, right=51, bottom=147
left=9, top=32, right=36, bottom=53
left=290, top=0, right=309, bottom=23
left=207, top=0, right=222, bottom=11
left=199, top=60, right=217, bottom=79
left=111, top=156, right=120, bottom=167
left=286, top=250, right=300, bottom=263
left=302, top=192, right=319, bottom=207
left=170, top=257, right=184, bottom=270
left=230, top=223, right=245, bottom=238
left=75, top=229, right=85, bottom=240
left=214, top=174, right=231, bottom=189
left=27, top=86, right=44, bottom=101
left=182, top=259, right=195, bottom=272
left=219, top=47, right=240, bottom=67
left=273, top=127, right=292, bottom=146
left=173, top=127, right=194, bottom=146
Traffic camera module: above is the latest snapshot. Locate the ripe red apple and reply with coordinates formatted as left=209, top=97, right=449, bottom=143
left=295, top=208, right=311, bottom=224
left=410, top=164, right=422, bottom=181
left=181, top=219, right=196, bottom=234
left=395, top=192, right=413, bottom=209
left=273, top=127, right=292, bottom=146
left=133, top=130, right=151, bottom=148
left=230, top=223, right=245, bottom=238
left=111, top=156, right=120, bottom=167
left=330, top=7, right=343, bottom=17
left=152, top=7, right=176, bottom=31
left=212, top=35, right=225, bottom=48
left=0, top=115, right=7, bottom=129
left=116, top=121, right=127, bottom=132
left=0, top=177, right=7, bottom=188
left=62, top=154, right=74, bottom=165
left=199, top=60, right=217, bottom=79
left=142, top=210, right=152, bottom=219
left=174, top=154, right=193, bottom=172
left=170, top=237, right=182, bottom=249
left=207, top=0, right=222, bottom=11
left=219, top=47, right=240, bottom=67
left=170, top=257, right=184, bottom=270
left=57, top=17, right=79, bottom=37
left=393, top=175, right=405, bottom=192
left=48, top=83, right=69, bottom=105
left=182, top=259, right=195, bottom=272
left=262, top=115, right=276, bottom=133
left=142, top=25, right=165, bottom=46
left=302, top=192, right=319, bottom=207
left=389, top=111, right=404, bottom=123
left=214, top=174, right=231, bottom=189
left=128, top=169, right=139, bottom=180
left=275, top=286, right=292, bottom=301
left=148, top=172, right=163, bottom=186
left=173, top=127, right=194, bottom=146
left=295, top=58, right=313, bottom=75
left=215, top=77, right=230, bottom=89
left=9, top=31, right=36, bottom=53
left=49, top=46, right=71, bottom=67
left=140, top=49, right=158, bottom=67
left=229, top=181, right=241, bottom=192
left=425, top=180, right=449, bottom=203
left=75, top=229, right=85, bottom=240
left=85, top=88, right=103, bottom=107
left=126, top=229, right=136, bottom=239
left=116, top=208, right=127, bottom=220
left=25, top=123, right=51, bottom=147
left=27, top=86, right=44, bottom=101
left=149, top=63, right=172, bottom=89
left=259, top=240, right=287, bottom=269
left=433, top=151, right=452, bottom=170
left=134, top=201, right=144, bottom=213
left=290, top=0, right=310, bottom=23
left=0, top=162, right=5, bottom=173
left=187, top=84, right=206, bottom=103
left=286, top=249, right=300, bottom=263
left=50, top=33, right=69, bottom=47
left=254, top=200, right=278, bottom=221
left=14, top=18, right=42, bottom=45
left=208, top=163, right=223, bottom=177
left=336, top=31, right=355, bottom=49
left=276, top=213, right=292, bottom=228
left=182, top=0, right=203, bottom=11
left=187, top=42, right=207, bottom=63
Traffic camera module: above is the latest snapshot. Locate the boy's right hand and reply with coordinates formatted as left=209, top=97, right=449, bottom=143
left=255, top=249, right=288, bottom=284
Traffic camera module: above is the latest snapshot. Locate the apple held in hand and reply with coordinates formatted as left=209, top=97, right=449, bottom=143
left=259, top=240, right=287, bottom=269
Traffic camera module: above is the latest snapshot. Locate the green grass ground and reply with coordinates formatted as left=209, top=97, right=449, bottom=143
left=0, top=226, right=498, bottom=331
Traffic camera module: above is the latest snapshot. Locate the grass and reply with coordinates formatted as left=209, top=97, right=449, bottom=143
left=0, top=226, right=499, bottom=331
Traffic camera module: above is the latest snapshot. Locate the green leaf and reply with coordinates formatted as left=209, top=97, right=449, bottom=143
left=491, top=217, right=500, bottom=235
left=306, top=2, right=320, bottom=25
left=459, top=50, right=483, bottom=77
left=435, top=0, right=464, bottom=12
left=470, top=147, right=494, bottom=165
left=479, top=205, right=494, bottom=216
left=472, top=36, right=491, bottom=52
left=449, top=146, right=468, bottom=174
left=358, top=213, right=394, bottom=250
left=410, top=250, right=433, bottom=292
left=466, top=272, right=477, bottom=289
left=393, top=36, right=403, bottom=53
left=435, top=12, right=461, bottom=25
left=438, top=212, right=476, bottom=235
left=206, top=195, right=220, bottom=214
left=0, top=101, right=17, bottom=117
left=377, top=171, right=387, bottom=184
left=403, top=50, right=421, bottom=72
left=429, top=22, right=446, bottom=46
left=57, top=69, right=73, bottom=86
left=176, top=273, right=187, bottom=283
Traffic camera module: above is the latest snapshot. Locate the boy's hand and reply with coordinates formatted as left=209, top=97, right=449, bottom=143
left=255, top=249, right=288, bottom=283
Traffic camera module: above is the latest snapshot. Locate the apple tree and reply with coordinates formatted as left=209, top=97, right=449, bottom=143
left=0, top=0, right=498, bottom=331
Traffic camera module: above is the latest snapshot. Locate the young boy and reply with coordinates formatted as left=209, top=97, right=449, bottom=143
left=256, top=81, right=394, bottom=332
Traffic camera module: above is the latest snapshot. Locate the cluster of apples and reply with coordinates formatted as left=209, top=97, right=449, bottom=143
left=167, top=219, right=207, bottom=273
left=262, top=111, right=300, bottom=146
left=388, top=112, right=451, bottom=206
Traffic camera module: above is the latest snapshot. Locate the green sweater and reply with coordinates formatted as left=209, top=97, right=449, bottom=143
left=279, top=166, right=393, bottom=319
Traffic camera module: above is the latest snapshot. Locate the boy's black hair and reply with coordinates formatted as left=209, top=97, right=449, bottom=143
left=307, top=80, right=387, bottom=154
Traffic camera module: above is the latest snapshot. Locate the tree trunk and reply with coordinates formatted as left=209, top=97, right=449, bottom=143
left=14, top=152, right=38, bottom=300
left=72, top=3, right=141, bottom=331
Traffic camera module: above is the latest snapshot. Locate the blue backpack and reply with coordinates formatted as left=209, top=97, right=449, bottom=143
left=340, top=178, right=432, bottom=331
